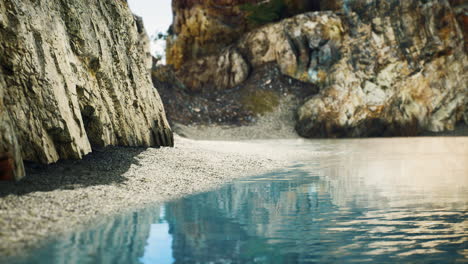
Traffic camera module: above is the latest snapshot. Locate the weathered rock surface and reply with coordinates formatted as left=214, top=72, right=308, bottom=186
left=166, top=0, right=467, bottom=137
left=449, top=0, right=467, bottom=51
left=0, top=78, right=24, bottom=180
left=296, top=0, right=467, bottom=137
left=175, top=11, right=344, bottom=92
left=167, top=0, right=324, bottom=69
left=0, top=0, right=173, bottom=180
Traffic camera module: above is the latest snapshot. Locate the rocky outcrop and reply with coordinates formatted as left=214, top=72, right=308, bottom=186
left=176, top=11, right=344, bottom=92
left=0, top=0, right=173, bottom=180
left=166, top=0, right=467, bottom=137
left=167, top=0, right=324, bottom=69
left=296, top=0, right=467, bottom=137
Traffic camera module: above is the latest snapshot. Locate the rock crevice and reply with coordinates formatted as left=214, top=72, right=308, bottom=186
left=0, top=0, right=173, bottom=180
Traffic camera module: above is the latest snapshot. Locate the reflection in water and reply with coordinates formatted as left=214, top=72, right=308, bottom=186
left=8, top=206, right=163, bottom=264
left=7, top=138, right=468, bottom=263
left=139, top=207, right=174, bottom=264
left=165, top=169, right=467, bottom=263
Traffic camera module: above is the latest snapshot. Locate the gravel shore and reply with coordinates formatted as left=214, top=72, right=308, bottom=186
left=1, top=122, right=467, bottom=256
left=0, top=136, right=291, bottom=256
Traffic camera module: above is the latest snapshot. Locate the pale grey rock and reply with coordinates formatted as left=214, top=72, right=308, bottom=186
left=0, top=0, right=172, bottom=179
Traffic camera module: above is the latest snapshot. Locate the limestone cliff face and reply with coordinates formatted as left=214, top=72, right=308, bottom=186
left=167, top=0, right=467, bottom=137
left=0, top=80, right=23, bottom=180
left=0, top=0, right=173, bottom=180
left=167, top=0, right=323, bottom=69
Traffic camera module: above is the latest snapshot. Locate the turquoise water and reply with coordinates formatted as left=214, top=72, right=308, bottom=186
left=7, top=138, right=468, bottom=263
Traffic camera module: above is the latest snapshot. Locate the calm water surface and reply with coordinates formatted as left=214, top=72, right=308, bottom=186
left=9, top=138, right=468, bottom=263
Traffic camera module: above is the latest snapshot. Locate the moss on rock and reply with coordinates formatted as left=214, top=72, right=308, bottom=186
left=241, top=90, right=280, bottom=115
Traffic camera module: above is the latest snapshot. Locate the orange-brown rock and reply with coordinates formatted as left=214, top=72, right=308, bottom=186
left=167, top=0, right=323, bottom=69
left=294, top=0, right=468, bottom=137
left=0, top=155, right=15, bottom=181
left=163, top=0, right=467, bottom=137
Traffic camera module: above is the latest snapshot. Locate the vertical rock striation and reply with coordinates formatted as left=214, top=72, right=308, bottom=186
left=0, top=78, right=24, bottom=180
left=449, top=0, right=468, bottom=51
left=167, top=0, right=322, bottom=69
left=0, top=0, right=173, bottom=180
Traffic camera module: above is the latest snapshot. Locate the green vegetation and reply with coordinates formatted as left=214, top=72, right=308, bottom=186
left=241, top=90, right=280, bottom=115
left=240, top=0, right=287, bottom=25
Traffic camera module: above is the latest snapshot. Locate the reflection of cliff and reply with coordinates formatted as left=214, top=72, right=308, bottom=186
left=165, top=171, right=339, bottom=263
left=8, top=137, right=467, bottom=263
left=167, top=201, right=251, bottom=263
left=164, top=138, right=468, bottom=263
left=18, top=206, right=162, bottom=264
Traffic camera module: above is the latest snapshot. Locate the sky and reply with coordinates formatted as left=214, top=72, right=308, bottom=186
left=127, top=0, right=173, bottom=59
left=139, top=207, right=174, bottom=264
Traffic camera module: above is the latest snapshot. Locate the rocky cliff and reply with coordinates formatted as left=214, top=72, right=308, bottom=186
left=0, top=0, right=173, bottom=180
left=167, top=0, right=329, bottom=69
left=296, top=0, right=467, bottom=137
left=162, top=0, right=467, bottom=138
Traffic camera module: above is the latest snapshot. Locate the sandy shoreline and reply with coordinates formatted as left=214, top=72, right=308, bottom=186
left=0, top=136, right=291, bottom=256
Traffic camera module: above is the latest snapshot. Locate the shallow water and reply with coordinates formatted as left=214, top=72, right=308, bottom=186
left=8, top=137, right=468, bottom=263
